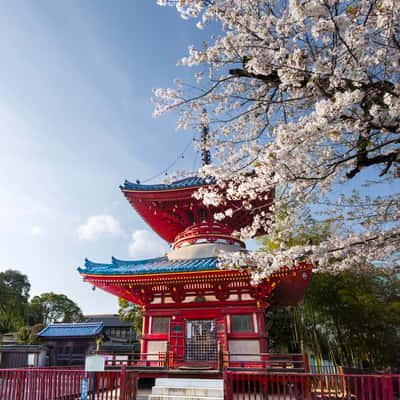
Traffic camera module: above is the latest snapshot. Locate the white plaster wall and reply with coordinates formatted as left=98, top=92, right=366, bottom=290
left=147, top=341, right=168, bottom=360
left=229, top=340, right=261, bottom=361
left=168, top=243, right=243, bottom=260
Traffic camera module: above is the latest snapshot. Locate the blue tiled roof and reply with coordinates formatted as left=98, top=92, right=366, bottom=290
left=37, top=322, right=103, bottom=338
left=121, top=176, right=215, bottom=191
left=78, top=256, right=219, bottom=276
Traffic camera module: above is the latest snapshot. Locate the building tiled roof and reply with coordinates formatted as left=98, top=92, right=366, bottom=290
left=101, top=343, right=139, bottom=352
left=85, top=314, right=132, bottom=328
left=0, top=345, right=47, bottom=352
left=121, top=176, right=215, bottom=191
left=36, top=322, right=104, bottom=338
left=78, top=256, right=219, bottom=276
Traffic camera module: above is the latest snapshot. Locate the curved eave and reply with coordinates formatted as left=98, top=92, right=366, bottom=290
left=272, top=265, right=313, bottom=306
left=80, top=264, right=313, bottom=308
left=120, top=185, right=202, bottom=204
left=121, top=184, right=204, bottom=194
left=121, top=177, right=213, bottom=192
left=79, top=256, right=219, bottom=277
left=120, top=186, right=203, bottom=243
left=79, top=267, right=226, bottom=280
left=79, top=263, right=312, bottom=283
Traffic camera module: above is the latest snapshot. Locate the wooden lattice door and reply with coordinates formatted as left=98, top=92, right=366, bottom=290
left=185, top=319, right=217, bottom=362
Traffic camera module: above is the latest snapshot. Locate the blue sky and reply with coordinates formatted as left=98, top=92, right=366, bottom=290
left=0, top=1, right=210, bottom=315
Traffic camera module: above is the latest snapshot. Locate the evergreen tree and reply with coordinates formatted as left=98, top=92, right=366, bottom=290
left=118, top=298, right=143, bottom=336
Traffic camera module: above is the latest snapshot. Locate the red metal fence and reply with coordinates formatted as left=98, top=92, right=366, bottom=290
left=225, top=371, right=400, bottom=400
left=0, top=368, right=138, bottom=400
left=3, top=363, right=400, bottom=399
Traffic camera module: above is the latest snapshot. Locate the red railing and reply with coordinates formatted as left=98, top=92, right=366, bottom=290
left=97, top=351, right=307, bottom=371
left=225, top=371, right=400, bottom=400
left=98, top=351, right=167, bottom=368
left=223, top=352, right=308, bottom=371
left=0, top=367, right=138, bottom=400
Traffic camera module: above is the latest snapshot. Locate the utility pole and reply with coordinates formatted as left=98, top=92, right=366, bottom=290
left=201, top=109, right=211, bottom=166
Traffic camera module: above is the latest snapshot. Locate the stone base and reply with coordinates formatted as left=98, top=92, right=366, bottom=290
left=148, top=378, right=224, bottom=400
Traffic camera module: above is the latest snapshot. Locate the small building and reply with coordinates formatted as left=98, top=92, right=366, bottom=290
left=36, top=322, right=106, bottom=366
left=0, top=345, right=47, bottom=368
left=84, top=314, right=139, bottom=353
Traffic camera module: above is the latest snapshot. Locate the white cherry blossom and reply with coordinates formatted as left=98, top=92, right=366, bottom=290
left=155, top=0, right=400, bottom=278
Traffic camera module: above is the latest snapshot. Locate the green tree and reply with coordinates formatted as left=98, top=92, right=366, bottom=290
left=0, top=307, right=24, bottom=334
left=29, top=292, right=83, bottom=325
left=260, top=217, right=400, bottom=369
left=298, top=270, right=400, bottom=369
left=15, top=326, right=31, bottom=344
left=0, top=270, right=30, bottom=333
left=118, top=298, right=143, bottom=336
left=15, top=323, right=45, bottom=345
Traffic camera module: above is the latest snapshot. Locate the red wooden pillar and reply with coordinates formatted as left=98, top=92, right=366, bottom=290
left=256, top=306, right=268, bottom=353
left=169, top=315, right=185, bottom=367
left=216, top=314, right=228, bottom=370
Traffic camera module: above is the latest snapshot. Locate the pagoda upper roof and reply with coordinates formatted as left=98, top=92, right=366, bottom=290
left=121, top=176, right=214, bottom=192
left=78, top=256, right=219, bottom=276
left=120, top=175, right=273, bottom=244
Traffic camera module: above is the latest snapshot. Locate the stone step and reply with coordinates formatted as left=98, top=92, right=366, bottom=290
left=154, top=378, right=223, bottom=388
left=151, top=386, right=223, bottom=396
left=149, top=396, right=223, bottom=400
left=149, top=378, right=224, bottom=400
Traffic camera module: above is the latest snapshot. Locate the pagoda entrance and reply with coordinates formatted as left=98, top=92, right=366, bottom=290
left=185, top=319, right=217, bottom=363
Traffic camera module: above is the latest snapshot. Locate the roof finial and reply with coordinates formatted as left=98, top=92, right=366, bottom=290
left=201, top=109, right=211, bottom=166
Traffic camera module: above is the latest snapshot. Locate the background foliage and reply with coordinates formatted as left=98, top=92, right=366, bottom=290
left=0, top=269, right=83, bottom=338
left=118, top=298, right=143, bottom=336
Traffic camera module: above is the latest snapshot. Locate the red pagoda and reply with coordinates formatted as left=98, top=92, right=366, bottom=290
left=78, top=176, right=312, bottom=371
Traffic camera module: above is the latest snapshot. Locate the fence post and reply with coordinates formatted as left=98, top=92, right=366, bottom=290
left=91, top=371, right=97, bottom=400
left=217, top=341, right=223, bottom=372
left=222, top=351, right=229, bottom=370
left=168, top=350, right=174, bottom=369
left=119, top=365, right=126, bottom=400
left=16, top=370, right=26, bottom=400
left=386, top=375, right=395, bottom=400
left=303, top=352, right=310, bottom=372
left=223, top=371, right=232, bottom=400
left=165, top=342, right=169, bottom=370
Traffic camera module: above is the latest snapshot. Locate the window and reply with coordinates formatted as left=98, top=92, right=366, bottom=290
left=110, top=328, right=123, bottom=338
left=27, top=353, right=35, bottom=366
left=152, top=317, right=170, bottom=333
left=231, top=314, right=253, bottom=332
left=62, top=346, right=72, bottom=354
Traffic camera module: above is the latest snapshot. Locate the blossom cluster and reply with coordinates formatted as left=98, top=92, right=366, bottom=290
left=155, top=0, right=400, bottom=278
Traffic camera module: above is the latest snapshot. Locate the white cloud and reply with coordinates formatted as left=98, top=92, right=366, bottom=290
left=78, top=215, right=123, bottom=240
left=128, top=229, right=168, bottom=259
left=31, top=226, right=42, bottom=235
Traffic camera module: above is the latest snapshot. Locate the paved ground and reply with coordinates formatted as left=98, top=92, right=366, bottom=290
left=137, top=387, right=152, bottom=400
left=137, top=382, right=154, bottom=400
